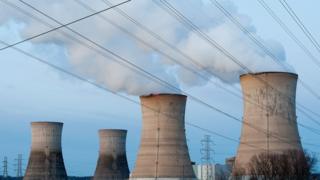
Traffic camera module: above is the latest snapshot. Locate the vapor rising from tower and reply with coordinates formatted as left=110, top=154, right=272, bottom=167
left=234, top=72, right=303, bottom=174
left=131, top=94, right=195, bottom=179
left=24, top=122, right=68, bottom=180
left=93, top=129, right=130, bottom=180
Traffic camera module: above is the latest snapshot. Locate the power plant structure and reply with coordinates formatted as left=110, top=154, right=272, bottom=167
left=234, top=72, right=303, bottom=174
left=130, top=94, right=196, bottom=179
left=93, top=129, right=130, bottom=180
left=24, top=122, right=68, bottom=180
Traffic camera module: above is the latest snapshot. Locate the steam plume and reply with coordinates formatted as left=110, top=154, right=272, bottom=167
left=0, top=0, right=291, bottom=95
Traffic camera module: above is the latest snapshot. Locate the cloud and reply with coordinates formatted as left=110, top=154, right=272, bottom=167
left=0, top=0, right=292, bottom=95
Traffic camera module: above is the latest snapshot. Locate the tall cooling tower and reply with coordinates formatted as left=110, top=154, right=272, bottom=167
left=131, top=94, right=196, bottom=179
left=234, top=72, right=303, bottom=173
left=93, top=129, right=130, bottom=180
left=24, top=122, right=67, bottom=180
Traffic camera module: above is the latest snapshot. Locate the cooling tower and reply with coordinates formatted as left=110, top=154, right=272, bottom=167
left=93, top=129, right=130, bottom=180
left=234, top=72, right=303, bottom=174
left=24, top=122, right=67, bottom=180
left=131, top=94, right=196, bottom=179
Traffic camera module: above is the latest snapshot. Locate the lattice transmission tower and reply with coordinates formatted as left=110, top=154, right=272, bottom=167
left=200, top=135, right=214, bottom=180
left=14, top=154, right=23, bottom=177
left=2, top=156, right=8, bottom=178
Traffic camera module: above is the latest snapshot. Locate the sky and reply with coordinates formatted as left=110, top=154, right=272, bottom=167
left=0, top=0, right=320, bottom=176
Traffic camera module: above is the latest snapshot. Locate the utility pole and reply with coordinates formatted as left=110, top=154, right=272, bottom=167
left=14, top=154, right=23, bottom=177
left=200, top=135, right=214, bottom=180
left=2, top=156, right=8, bottom=178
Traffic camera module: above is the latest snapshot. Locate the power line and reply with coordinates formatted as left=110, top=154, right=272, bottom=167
left=208, top=0, right=320, bottom=100
left=279, top=0, right=320, bottom=54
left=153, top=0, right=320, bottom=136
left=206, top=0, right=320, bottom=132
left=2, top=0, right=319, bottom=151
left=155, top=0, right=320, bottom=102
left=15, top=0, right=293, bottom=147
left=154, top=0, right=249, bottom=73
left=0, top=40, right=265, bottom=152
left=74, top=0, right=243, bottom=101
left=254, top=0, right=320, bottom=128
left=161, top=0, right=320, bottom=144
left=4, top=0, right=320, bottom=152
left=11, top=0, right=320, bottom=138
left=257, top=0, right=320, bottom=69
left=158, top=0, right=320, bottom=123
left=0, top=0, right=149, bottom=85
left=1, top=38, right=318, bottom=166
left=98, top=1, right=319, bottom=140
left=78, top=0, right=320, bottom=136
left=0, top=0, right=132, bottom=51
left=99, top=0, right=243, bottom=94
left=103, top=0, right=320, bottom=137
left=209, top=0, right=287, bottom=71
left=0, top=3, right=318, bottom=176
left=97, top=0, right=320, bottom=136
left=0, top=0, right=318, bottom=148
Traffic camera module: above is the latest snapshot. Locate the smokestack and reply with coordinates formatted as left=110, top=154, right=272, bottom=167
left=93, top=129, right=130, bottom=180
left=234, top=72, right=303, bottom=173
left=131, top=94, right=195, bottom=179
left=24, top=122, right=67, bottom=180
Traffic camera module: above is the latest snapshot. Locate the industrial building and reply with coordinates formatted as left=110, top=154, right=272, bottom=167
left=130, top=94, right=196, bottom=179
left=93, top=129, right=130, bottom=180
left=192, top=164, right=231, bottom=180
left=234, top=72, right=303, bottom=174
left=24, top=122, right=68, bottom=180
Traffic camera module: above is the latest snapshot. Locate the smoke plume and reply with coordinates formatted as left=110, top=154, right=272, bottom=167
left=0, top=0, right=291, bottom=95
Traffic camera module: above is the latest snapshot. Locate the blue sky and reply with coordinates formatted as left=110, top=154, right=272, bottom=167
left=0, top=0, right=320, bottom=176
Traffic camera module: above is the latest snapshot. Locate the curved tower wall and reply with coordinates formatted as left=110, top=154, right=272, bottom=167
left=24, top=122, right=67, bottom=180
left=130, top=94, right=196, bottom=179
left=93, top=129, right=130, bottom=180
left=234, top=72, right=303, bottom=173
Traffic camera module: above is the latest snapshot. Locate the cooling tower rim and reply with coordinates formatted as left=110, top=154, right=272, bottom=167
left=240, top=71, right=297, bottom=78
left=31, top=121, right=63, bottom=125
left=99, top=129, right=127, bottom=133
left=99, top=129, right=127, bottom=137
left=140, top=93, right=187, bottom=98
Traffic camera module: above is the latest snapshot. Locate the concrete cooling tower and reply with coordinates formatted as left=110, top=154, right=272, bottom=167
left=24, top=122, right=67, bottom=180
left=93, top=129, right=130, bottom=180
left=130, top=94, right=196, bottom=179
left=234, top=72, right=303, bottom=174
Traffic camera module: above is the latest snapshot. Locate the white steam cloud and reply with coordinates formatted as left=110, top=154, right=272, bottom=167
left=0, top=0, right=292, bottom=95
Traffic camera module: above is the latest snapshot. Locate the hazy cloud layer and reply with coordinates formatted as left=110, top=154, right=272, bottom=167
left=0, top=0, right=291, bottom=95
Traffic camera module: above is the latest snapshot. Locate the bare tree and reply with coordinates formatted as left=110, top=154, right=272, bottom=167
left=247, top=150, right=317, bottom=180
left=231, top=164, right=246, bottom=180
